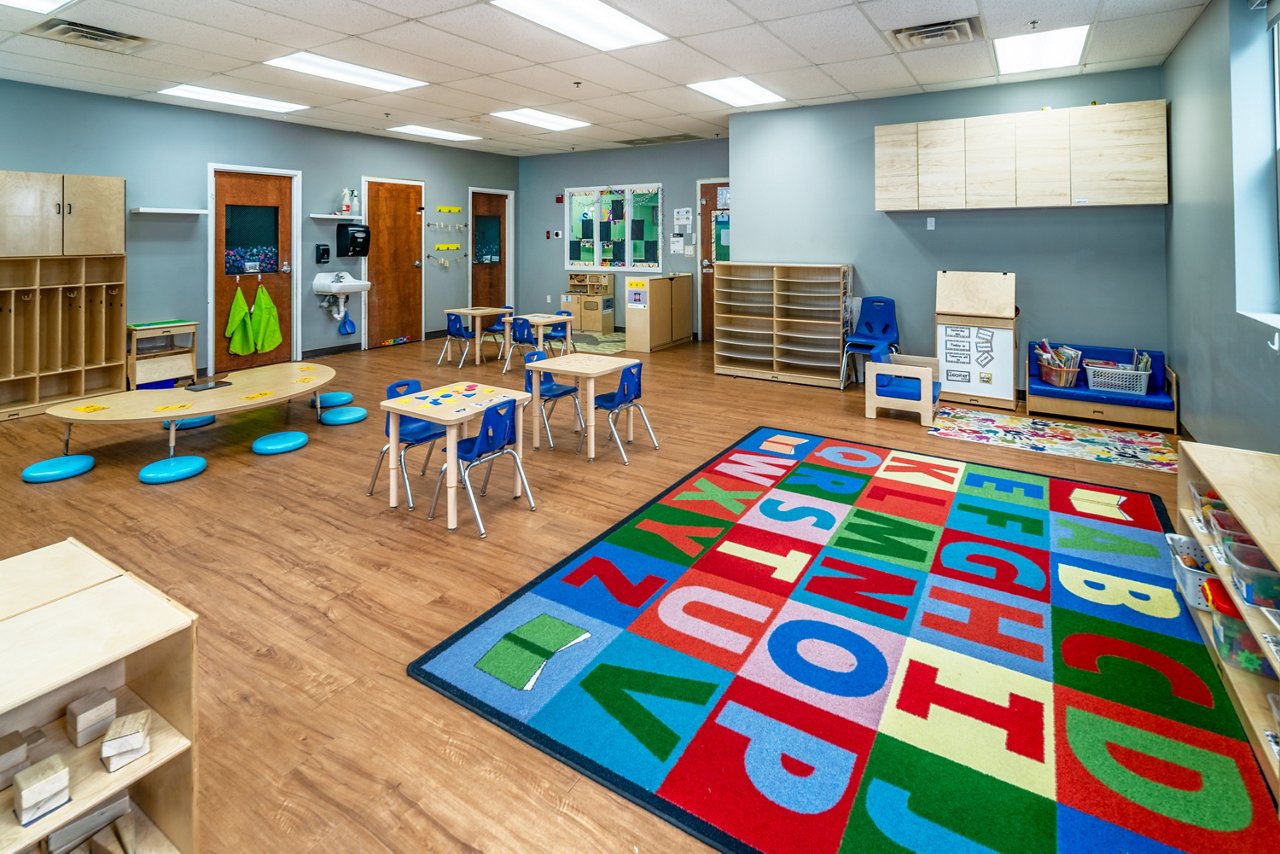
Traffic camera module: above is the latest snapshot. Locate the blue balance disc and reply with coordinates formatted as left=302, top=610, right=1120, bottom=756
left=319, top=406, right=367, bottom=426
left=252, top=431, right=309, bottom=455
left=161, top=415, right=216, bottom=430
left=139, top=456, right=207, bottom=484
left=310, top=391, right=354, bottom=408
left=22, top=455, right=95, bottom=484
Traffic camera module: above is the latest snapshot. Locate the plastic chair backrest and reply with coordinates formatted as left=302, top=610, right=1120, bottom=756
left=550, top=309, right=571, bottom=335
left=615, top=363, right=642, bottom=406
left=857, top=297, right=898, bottom=339
left=524, top=350, right=555, bottom=393
left=512, top=316, right=536, bottom=343
left=472, top=400, right=515, bottom=456
left=384, top=379, right=423, bottom=435
left=446, top=312, right=466, bottom=337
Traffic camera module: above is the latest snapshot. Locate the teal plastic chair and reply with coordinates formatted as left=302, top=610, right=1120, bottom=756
left=427, top=399, right=535, bottom=537
left=578, top=362, right=659, bottom=465
left=525, top=350, right=584, bottom=448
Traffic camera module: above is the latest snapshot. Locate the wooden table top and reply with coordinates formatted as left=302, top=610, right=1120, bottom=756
left=506, top=313, right=566, bottom=326
left=380, top=381, right=529, bottom=425
left=446, top=306, right=507, bottom=317
left=526, top=353, right=639, bottom=378
left=45, top=362, right=336, bottom=425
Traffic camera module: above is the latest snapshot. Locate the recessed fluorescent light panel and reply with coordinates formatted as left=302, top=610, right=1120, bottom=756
left=389, top=125, right=482, bottom=141
left=265, top=52, right=426, bottom=92
left=687, top=77, right=784, bottom=108
left=0, top=0, right=69, bottom=12
left=491, top=108, right=588, bottom=131
left=158, top=84, right=307, bottom=113
left=994, top=25, right=1089, bottom=75
left=491, top=0, right=665, bottom=50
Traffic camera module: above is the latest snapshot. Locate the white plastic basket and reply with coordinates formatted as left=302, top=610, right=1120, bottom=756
left=1085, top=363, right=1151, bottom=395
left=1166, top=533, right=1212, bottom=612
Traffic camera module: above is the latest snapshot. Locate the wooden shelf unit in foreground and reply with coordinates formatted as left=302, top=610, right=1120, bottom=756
left=713, top=262, right=852, bottom=389
left=0, top=539, right=198, bottom=852
left=1177, top=441, right=1280, bottom=812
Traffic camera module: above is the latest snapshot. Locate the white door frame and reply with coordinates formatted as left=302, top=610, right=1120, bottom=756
left=694, top=177, right=729, bottom=340
left=361, top=176, right=425, bottom=349
left=467, top=187, right=515, bottom=307
left=206, top=163, right=303, bottom=370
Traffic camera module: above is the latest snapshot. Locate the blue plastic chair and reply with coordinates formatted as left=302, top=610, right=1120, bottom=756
left=367, top=379, right=446, bottom=510
left=481, top=305, right=513, bottom=359
left=578, top=363, right=659, bottom=465
left=525, top=350, right=584, bottom=448
left=840, top=296, right=899, bottom=386
left=427, top=399, right=535, bottom=537
left=437, top=312, right=475, bottom=368
left=503, top=316, right=540, bottom=372
left=543, top=310, right=574, bottom=356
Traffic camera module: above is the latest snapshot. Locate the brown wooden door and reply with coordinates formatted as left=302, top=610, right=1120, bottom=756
left=366, top=181, right=423, bottom=347
left=698, top=181, right=728, bottom=341
left=471, top=191, right=506, bottom=307
left=214, top=170, right=293, bottom=373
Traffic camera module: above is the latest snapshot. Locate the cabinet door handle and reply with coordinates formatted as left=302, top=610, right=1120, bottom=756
left=66, top=203, right=72, bottom=215
left=56, top=202, right=62, bottom=214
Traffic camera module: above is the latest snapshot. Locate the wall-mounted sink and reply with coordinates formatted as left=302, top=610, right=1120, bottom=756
left=312, top=272, right=371, bottom=296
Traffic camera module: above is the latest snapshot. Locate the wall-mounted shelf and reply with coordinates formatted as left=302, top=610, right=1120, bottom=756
left=129, top=208, right=208, bottom=216
left=309, top=213, right=364, bottom=221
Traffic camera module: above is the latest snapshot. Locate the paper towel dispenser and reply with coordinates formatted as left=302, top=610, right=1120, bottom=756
left=336, top=223, right=370, bottom=257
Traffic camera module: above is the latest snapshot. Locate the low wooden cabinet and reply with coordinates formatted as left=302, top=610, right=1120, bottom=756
left=128, top=320, right=198, bottom=389
left=625, top=274, right=692, bottom=353
left=0, top=538, right=198, bottom=852
left=0, top=171, right=125, bottom=258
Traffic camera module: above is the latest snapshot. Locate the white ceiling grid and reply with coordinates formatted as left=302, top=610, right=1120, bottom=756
left=0, top=0, right=1209, bottom=156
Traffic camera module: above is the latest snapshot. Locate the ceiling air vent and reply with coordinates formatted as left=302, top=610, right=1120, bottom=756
left=885, top=17, right=981, bottom=52
left=618, top=133, right=701, bottom=146
left=24, top=19, right=151, bottom=55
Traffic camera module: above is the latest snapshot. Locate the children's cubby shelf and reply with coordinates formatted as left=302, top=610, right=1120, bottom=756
left=0, top=255, right=127, bottom=420
left=129, top=208, right=208, bottom=216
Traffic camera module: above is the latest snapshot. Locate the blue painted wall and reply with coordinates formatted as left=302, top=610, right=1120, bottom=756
left=0, top=78, right=516, bottom=368
left=728, top=70, right=1169, bottom=367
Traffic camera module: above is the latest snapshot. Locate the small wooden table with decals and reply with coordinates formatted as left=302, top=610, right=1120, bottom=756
left=45, top=362, right=336, bottom=457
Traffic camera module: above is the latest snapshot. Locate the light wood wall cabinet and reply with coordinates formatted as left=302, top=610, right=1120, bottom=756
left=0, top=255, right=127, bottom=420
left=0, top=171, right=125, bottom=257
left=874, top=100, right=1167, bottom=211
left=0, top=538, right=198, bottom=852
left=713, top=262, right=852, bottom=389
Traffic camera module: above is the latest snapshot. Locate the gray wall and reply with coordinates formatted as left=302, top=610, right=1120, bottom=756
left=729, top=69, right=1168, bottom=367
left=0, top=79, right=516, bottom=368
left=1166, top=0, right=1280, bottom=452
left=515, top=139, right=729, bottom=326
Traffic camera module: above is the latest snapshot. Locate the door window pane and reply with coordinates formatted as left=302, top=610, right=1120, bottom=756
left=474, top=215, right=500, bottom=263
left=225, top=204, right=279, bottom=274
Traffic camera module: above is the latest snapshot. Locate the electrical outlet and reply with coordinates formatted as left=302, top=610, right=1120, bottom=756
left=926, top=217, right=935, bottom=231
left=546, top=294, right=551, bottom=304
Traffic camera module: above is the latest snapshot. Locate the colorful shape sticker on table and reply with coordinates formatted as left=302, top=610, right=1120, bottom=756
left=409, top=427, right=1279, bottom=853
left=22, top=455, right=95, bottom=484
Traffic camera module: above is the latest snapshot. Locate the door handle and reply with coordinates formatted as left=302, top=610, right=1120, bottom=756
left=414, top=260, right=422, bottom=268
left=66, top=203, right=72, bottom=215
left=55, top=202, right=62, bottom=215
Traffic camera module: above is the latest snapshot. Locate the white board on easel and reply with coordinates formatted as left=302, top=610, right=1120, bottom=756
left=935, top=270, right=1018, bottom=408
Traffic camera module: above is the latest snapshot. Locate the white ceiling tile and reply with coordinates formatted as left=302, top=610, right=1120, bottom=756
left=765, top=6, right=893, bottom=64
left=233, top=0, right=406, bottom=36
left=605, top=118, right=686, bottom=137
left=651, top=113, right=729, bottom=135
left=310, top=38, right=476, bottom=84
left=1081, top=53, right=1166, bottom=73
left=112, top=0, right=344, bottom=49
left=684, top=24, right=810, bottom=74
left=446, top=75, right=559, bottom=106
left=689, top=108, right=733, bottom=124
left=223, top=63, right=397, bottom=101
left=997, top=67, right=1085, bottom=85
left=578, top=93, right=677, bottom=120
left=977, top=0, right=1100, bottom=39
left=898, top=40, right=994, bottom=84
left=135, top=43, right=246, bottom=74
left=0, top=34, right=213, bottom=85
left=425, top=4, right=597, bottom=64
left=1097, top=0, right=1204, bottom=21
left=750, top=66, right=846, bottom=100
left=183, top=72, right=345, bottom=106
left=403, top=83, right=512, bottom=114
left=630, top=85, right=727, bottom=114
left=355, top=91, right=472, bottom=119
left=548, top=53, right=672, bottom=93
left=859, top=0, right=979, bottom=32
left=0, top=7, right=45, bottom=32
left=490, top=66, right=616, bottom=100
left=0, top=48, right=172, bottom=91
left=798, top=94, right=859, bottom=106
left=137, top=91, right=300, bottom=121
left=610, top=40, right=736, bottom=86
left=1083, top=6, right=1202, bottom=62
left=63, top=0, right=294, bottom=62
left=605, top=0, right=754, bottom=37
left=555, top=125, right=643, bottom=142
left=536, top=100, right=627, bottom=124
left=857, top=84, right=926, bottom=100
left=921, top=76, right=999, bottom=92
left=730, top=0, right=852, bottom=22
left=362, top=20, right=531, bottom=74
left=281, top=108, right=375, bottom=129
left=822, top=54, right=916, bottom=92
left=3, top=69, right=149, bottom=97
left=343, top=0, right=475, bottom=15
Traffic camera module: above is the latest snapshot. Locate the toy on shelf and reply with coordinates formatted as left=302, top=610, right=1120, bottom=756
left=66, top=688, right=117, bottom=748
left=13, top=753, right=70, bottom=826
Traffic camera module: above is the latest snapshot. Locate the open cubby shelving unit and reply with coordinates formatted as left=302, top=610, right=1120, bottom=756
left=713, top=262, right=852, bottom=389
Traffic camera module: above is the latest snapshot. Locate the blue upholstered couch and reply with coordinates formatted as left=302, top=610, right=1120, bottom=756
left=1025, top=343, right=1178, bottom=431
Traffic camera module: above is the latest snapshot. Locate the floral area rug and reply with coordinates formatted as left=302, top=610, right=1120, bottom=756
left=929, top=405, right=1178, bottom=473
left=572, top=331, right=627, bottom=355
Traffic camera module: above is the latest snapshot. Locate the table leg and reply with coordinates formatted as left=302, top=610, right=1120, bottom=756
left=168, top=422, right=178, bottom=458
left=62, top=424, right=72, bottom=455
left=531, top=370, right=543, bottom=450
left=627, top=407, right=634, bottom=443
left=513, top=401, right=524, bottom=499
left=388, top=412, right=401, bottom=509
left=503, top=318, right=512, bottom=370
left=446, top=424, right=460, bottom=531
left=585, top=376, right=596, bottom=462
left=536, top=326, right=545, bottom=352
left=312, top=390, right=323, bottom=422
left=474, top=319, right=484, bottom=366
left=566, top=322, right=574, bottom=354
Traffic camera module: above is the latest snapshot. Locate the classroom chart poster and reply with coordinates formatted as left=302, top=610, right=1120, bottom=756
left=626, top=278, right=649, bottom=309
left=935, top=323, right=1015, bottom=401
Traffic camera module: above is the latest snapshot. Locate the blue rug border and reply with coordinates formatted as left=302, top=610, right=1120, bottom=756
left=406, top=425, right=1176, bottom=853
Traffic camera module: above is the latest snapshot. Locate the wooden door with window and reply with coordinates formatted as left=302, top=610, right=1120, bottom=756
left=471, top=192, right=506, bottom=307
left=214, top=171, right=293, bottom=374
left=698, top=181, right=729, bottom=341
left=366, top=180, right=423, bottom=347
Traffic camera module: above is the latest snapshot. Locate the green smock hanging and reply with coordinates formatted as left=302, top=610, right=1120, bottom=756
left=224, top=286, right=255, bottom=356
left=250, top=284, right=283, bottom=354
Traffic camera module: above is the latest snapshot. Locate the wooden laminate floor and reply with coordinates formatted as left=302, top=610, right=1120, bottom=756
left=0, top=341, right=1176, bottom=852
